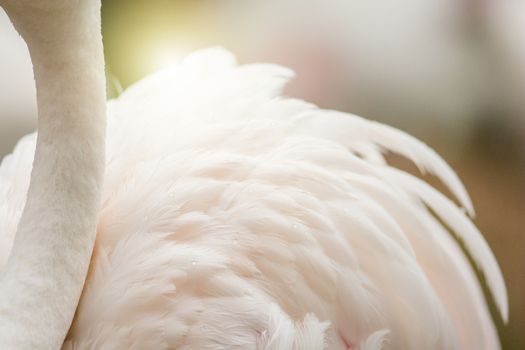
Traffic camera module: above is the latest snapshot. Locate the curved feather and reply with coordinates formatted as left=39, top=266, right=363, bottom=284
left=0, top=48, right=505, bottom=349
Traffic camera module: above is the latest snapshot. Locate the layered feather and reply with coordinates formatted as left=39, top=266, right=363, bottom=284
left=0, top=48, right=506, bottom=349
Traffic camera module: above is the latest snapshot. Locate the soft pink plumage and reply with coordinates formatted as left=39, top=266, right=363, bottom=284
left=0, top=48, right=506, bottom=349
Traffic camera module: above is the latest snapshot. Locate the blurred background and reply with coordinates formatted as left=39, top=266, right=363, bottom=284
left=1, top=0, right=524, bottom=347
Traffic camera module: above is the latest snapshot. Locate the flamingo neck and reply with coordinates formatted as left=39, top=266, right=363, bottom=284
left=0, top=1, right=106, bottom=348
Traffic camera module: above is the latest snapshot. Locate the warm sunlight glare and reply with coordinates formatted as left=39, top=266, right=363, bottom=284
left=147, top=42, right=192, bottom=72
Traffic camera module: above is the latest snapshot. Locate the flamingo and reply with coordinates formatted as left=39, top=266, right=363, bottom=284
left=0, top=0, right=507, bottom=349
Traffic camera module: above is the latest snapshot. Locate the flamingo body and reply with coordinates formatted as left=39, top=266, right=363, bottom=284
left=0, top=48, right=506, bottom=349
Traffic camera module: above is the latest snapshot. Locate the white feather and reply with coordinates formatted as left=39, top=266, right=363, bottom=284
left=0, top=48, right=506, bottom=349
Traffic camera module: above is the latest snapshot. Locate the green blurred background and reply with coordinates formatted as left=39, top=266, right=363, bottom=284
left=1, top=0, right=524, bottom=348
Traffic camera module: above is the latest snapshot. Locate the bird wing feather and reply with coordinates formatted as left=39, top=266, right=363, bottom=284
left=0, top=48, right=506, bottom=350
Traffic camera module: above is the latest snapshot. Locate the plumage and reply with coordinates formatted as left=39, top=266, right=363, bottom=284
left=0, top=47, right=506, bottom=349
